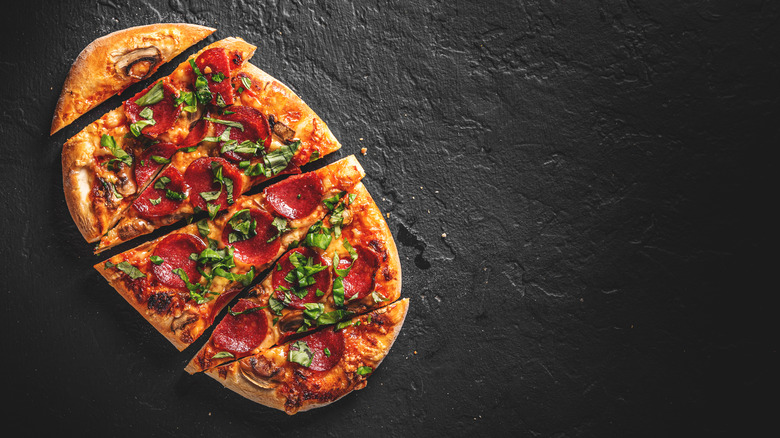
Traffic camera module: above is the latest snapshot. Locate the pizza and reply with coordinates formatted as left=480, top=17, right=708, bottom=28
left=95, top=156, right=365, bottom=350
left=206, top=298, right=409, bottom=415
left=51, top=23, right=216, bottom=135
left=185, top=180, right=402, bottom=373
left=57, top=24, right=407, bottom=414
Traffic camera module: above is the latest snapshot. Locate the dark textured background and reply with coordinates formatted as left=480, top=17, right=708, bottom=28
left=0, top=0, right=776, bottom=436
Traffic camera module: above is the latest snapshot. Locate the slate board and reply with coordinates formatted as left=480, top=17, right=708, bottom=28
left=1, top=1, right=776, bottom=436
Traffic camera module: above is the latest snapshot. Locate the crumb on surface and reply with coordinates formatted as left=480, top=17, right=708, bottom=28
left=360, top=147, right=367, bottom=155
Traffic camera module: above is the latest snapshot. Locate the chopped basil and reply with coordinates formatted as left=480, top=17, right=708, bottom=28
left=227, top=209, right=257, bottom=243
left=189, top=59, right=213, bottom=105
left=134, top=80, right=165, bottom=106
left=240, top=76, right=252, bottom=90
left=206, top=202, right=220, bottom=220
left=129, top=107, right=156, bottom=137
left=204, top=117, right=244, bottom=131
left=211, top=162, right=234, bottom=205
left=199, top=190, right=222, bottom=202
left=372, top=291, right=389, bottom=303
left=150, top=255, right=164, bottom=265
left=228, top=304, right=264, bottom=317
left=211, top=72, right=226, bottom=83
left=332, top=278, right=345, bottom=307
left=267, top=217, right=291, bottom=243
left=150, top=155, right=171, bottom=164
left=153, top=176, right=171, bottom=190
left=268, top=296, right=284, bottom=315
left=115, top=261, right=146, bottom=279
left=196, top=219, right=210, bottom=238
left=211, top=352, right=235, bottom=359
left=264, top=140, right=300, bottom=175
left=316, top=309, right=352, bottom=326
left=101, top=134, right=132, bottom=169
left=323, top=192, right=345, bottom=211
left=303, top=221, right=333, bottom=250
left=288, top=340, right=313, bottom=367
left=303, top=303, right=325, bottom=321
left=356, top=366, right=373, bottom=376
left=165, top=189, right=186, bottom=201
left=174, top=90, right=198, bottom=113
left=324, top=347, right=331, bottom=357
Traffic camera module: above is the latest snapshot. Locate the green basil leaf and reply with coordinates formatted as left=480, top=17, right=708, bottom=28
left=204, top=117, right=245, bottom=131
left=211, top=352, right=235, bottom=359
left=153, top=176, right=171, bottom=190
left=150, top=155, right=171, bottom=164
left=150, top=255, right=164, bottom=265
left=116, top=261, right=146, bottom=279
left=356, top=366, right=373, bottom=376
left=134, top=81, right=165, bottom=106
left=288, top=340, right=313, bottom=368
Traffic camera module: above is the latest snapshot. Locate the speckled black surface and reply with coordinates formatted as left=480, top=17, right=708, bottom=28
left=1, top=1, right=777, bottom=436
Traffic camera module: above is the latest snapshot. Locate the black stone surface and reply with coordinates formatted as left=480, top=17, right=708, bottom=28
left=1, top=1, right=776, bottom=436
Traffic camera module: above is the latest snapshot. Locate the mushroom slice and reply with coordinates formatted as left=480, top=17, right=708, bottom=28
left=115, top=46, right=162, bottom=80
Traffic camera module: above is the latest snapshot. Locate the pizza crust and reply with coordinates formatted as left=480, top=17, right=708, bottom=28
left=51, top=23, right=215, bottom=135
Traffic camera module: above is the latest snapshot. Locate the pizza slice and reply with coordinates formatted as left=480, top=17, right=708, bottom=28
left=204, top=298, right=409, bottom=415
left=63, top=37, right=257, bottom=247
left=93, top=61, right=341, bottom=253
left=51, top=23, right=216, bottom=135
left=185, top=180, right=402, bottom=373
left=94, top=156, right=365, bottom=351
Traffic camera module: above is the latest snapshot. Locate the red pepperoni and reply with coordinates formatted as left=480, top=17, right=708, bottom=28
left=124, top=77, right=182, bottom=139
left=195, top=48, right=234, bottom=106
left=151, top=233, right=206, bottom=289
left=211, top=299, right=268, bottom=355
left=177, top=118, right=208, bottom=150
left=264, top=172, right=323, bottom=220
left=338, top=246, right=380, bottom=301
left=272, top=247, right=332, bottom=309
left=183, top=157, right=244, bottom=212
left=295, top=328, right=345, bottom=372
left=134, top=142, right=178, bottom=189
left=132, top=167, right=188, bottom=220
left=221, top=208, right=281, bottom=266
left=213, top=106, right=272, bottom=162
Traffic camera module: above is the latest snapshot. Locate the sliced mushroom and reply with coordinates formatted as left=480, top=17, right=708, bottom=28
left=238, top=357, right=280, bottom=389
left=115, top=47, right=162, bottom=80
left=277, top=310, right=305, bottom=334
left=268, top=114, right=296, bottom=144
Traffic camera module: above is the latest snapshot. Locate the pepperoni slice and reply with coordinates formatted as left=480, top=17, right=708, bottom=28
left=132, top=167, right=188, bottom=220
left=213, top=106, right=272, bottom=162
left=221, top=208, right=280, bottom=266
left=177, top=118, right=208, bottom=150
left=295, top=328, right=345, bottom=372
left=211, top=299, right=268, bottom=355
left=183, top=157, right=244, bottom=212
left=195, top=48, right=234, bottom=106
left=134, top=142, right=178, bottom=189
left=272, top=247, right=332, bottom=309
left=124, top=77, right=182, bottom=139
left=338, top=245, right=380, bottom=301
left=151, top=233, right=206, bottom=289
left=264, top=173, right=323, bottom=220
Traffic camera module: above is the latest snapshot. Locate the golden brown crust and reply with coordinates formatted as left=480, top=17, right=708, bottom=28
left=205, top=298, right=409, bottom=414
left=62, top=37, right=257, bottom=244
left=51, top=23, right=215, bottom=135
